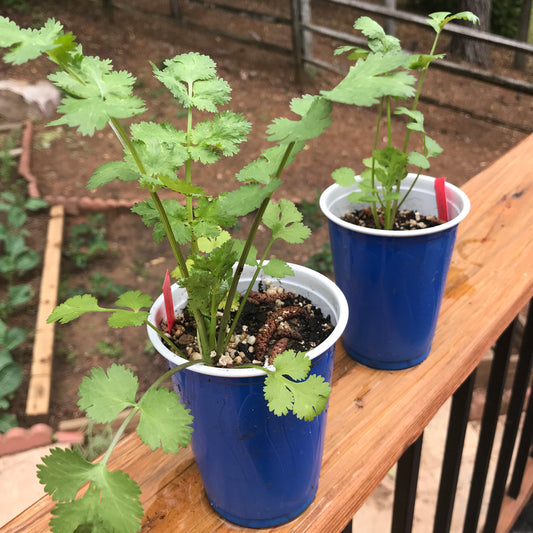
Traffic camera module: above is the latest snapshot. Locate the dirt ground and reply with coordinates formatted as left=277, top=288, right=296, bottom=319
left=0, top=0, right=531, bottom=429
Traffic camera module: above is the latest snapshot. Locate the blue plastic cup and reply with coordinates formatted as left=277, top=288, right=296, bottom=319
left=320, top=175, right=470, bottom=370
left=148, top=264, right=348, bottom=527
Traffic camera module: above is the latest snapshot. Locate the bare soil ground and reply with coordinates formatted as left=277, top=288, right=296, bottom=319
left=0, top=0, right=531, bottom=429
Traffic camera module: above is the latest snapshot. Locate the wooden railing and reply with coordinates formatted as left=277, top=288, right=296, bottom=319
left=3, top=136, right=533, bottom=532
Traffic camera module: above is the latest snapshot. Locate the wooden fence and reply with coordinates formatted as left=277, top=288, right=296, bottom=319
left=104, top=0, right=533, bottom=96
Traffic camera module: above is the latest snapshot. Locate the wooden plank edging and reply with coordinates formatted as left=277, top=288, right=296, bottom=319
left=25, top=204, right=65, bottom=416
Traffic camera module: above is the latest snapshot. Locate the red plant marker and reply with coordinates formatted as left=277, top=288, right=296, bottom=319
left=435, top=176, right=449, bottom=222
left=162, top=269, right=175, bottom=334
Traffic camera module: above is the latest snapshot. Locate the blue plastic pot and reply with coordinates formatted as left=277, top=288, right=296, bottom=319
left=148, top=264, right=348, bottom=527
left=320, top=175, right=470, bottom=370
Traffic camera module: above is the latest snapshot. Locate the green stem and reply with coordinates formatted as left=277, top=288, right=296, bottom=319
left=185, top=88, right=198, bottom=255
left=370, top=98, right=384, bottom=229
left=215, top=141, right=296, bottom=356
left=100, top=359, right=202, bottom=466
left=148, top=359, right=203, bottom=390
left=108, top=118, right=209, bottom=355
left=146, top=320, right=189, bottom=360
left=222, top=237, right=275, bottom=349
left=402, top=32, right=441, bottom=155
left=101, top=406, right=139, bottom=466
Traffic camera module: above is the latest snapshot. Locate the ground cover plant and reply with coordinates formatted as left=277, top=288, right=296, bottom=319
left=322, top=11, right=479, bottom=230
left=0, top=16, right=335, bottom=531
left=0, top=134, right=47, bottom=431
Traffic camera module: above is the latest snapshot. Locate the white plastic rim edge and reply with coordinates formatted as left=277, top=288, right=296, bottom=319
left=319, top=174, right=471, bottom=238
left=147, top=263, right=349, bottom=378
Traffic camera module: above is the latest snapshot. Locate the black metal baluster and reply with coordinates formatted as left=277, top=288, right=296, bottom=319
left=391, top=433, right=424, bottom=533
left=508, top=303, right=533, bottom=498
left=483, top=305, right=533, bottom=532
left=463, top=320, right=516, bottom=533
left=341, top=520, right=353, bottom=533
left=434, top=370, right=477, bottom=533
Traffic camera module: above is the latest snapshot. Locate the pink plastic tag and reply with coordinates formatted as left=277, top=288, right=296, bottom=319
left=163, top=269, right=175, bottom=334
left=435, top=177, right=449, bottom=222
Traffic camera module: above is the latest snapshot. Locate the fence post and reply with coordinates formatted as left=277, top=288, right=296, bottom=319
left=290, top=0, right=305, bottom=85
left=169, top=0, right=182, bottom=22
left=514, top=0, right=533, bottom=69
left=383, top=0, right=396, bottom=36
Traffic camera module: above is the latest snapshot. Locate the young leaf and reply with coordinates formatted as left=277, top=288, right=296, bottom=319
left=353, top=16, right=401, bottom=54
left=427, top=11, right=479, bottom=34
left=129, top=121, right=189, bottom=182
left=407, top=151, right=430, bottom=169
left=78, top=364, right=138, bottom=423
left=190, top=111, right=251, bottom=162
left=137, top=388, right=194, bottom=453
left=262, top=258, right=294, bottom=278
left=132, top=198, right=190, bottom=244
left=153, top=52, right=231, bottom=112
left=47, top=295, right=105, bottom=324
left=263, top=199, right=311, bottom=244
left=425, top=136, right=443, bottom=159
left=332, top=167, right=356, bottom=187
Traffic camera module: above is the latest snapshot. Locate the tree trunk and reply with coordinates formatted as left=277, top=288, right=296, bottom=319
left=451, top=0, right=493, bottom=68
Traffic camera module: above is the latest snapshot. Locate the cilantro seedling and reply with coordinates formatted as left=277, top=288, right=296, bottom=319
left=1, top=17, right=335, bottom=531
left=322, top=11, right=479, bottom=229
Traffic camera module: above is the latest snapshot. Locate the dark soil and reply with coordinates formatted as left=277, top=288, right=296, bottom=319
left=0, top=0, right=531, bottom=430
left=161, top=286, right=334, bottom=367
left=342, top=207, right=444, bottom=231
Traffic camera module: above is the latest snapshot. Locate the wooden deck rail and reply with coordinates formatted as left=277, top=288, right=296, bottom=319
left=4, top=135, right=533, bottom=532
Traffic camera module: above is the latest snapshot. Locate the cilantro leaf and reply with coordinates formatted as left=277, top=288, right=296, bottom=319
left=78, top=364, right=138, bottom=423
left=190, top=111, right=251, bottom=163
left=219, top=180, right=282, bottom=217
left=47, top=295, right=105, bottom=324
left=262, top=258, right=294, bottom=278
left=262, top=199, right=311, bottom=244
left=153, top=52, right=231, bottom=112
left=266, top=95, right=332, bottom=144
left=321, top=52, right=416, bottom=106
left=263, top=350, right=331, bottom=421
left=137, top=388, right=194, bottom=453
left=290, top=374, right=331, bottom=421
left=407, top=151, right=430, bottom=169
left=39, top=449, right=143, bottom=533
left=353, top=16, right=401, bottom=54
left=48, top=55, right=146, bottom=136
left=236, top=144, right=300, bottom=184
left=115, top=291, right=153, bottom=312
left=332, top=167, right=356, bottom=187
left=131, top=199, right=190, bottom=244
left=88, top=160, right=140, bottom=189
left=108, top=309, right=150, bottom=328
left=1, top=18, right=64, bottom=64
left=38, top=447, right=97, bottom=501
left=428, top=11, right=479, bottom=34
left=129, top=121, right=189, bottom=182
